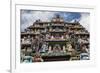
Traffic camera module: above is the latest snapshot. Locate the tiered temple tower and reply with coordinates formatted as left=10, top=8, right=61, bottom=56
left=21, top=14, right=89, bottom=62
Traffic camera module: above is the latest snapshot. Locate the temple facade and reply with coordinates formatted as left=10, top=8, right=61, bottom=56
left=21, top=14, right=90, bottom=63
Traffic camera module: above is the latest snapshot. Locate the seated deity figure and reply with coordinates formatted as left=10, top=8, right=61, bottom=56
left=67, top=43, right=76, bottom=56
left=26, top=35, right=31, bottom=44
left=32, top=52, right=43, bottom=62
left=78, top=36, right=82, bottom=44
left=40, top=42, right=48, bottom=53
left=66, top=34, right=69, bottom=39
left=21, top=36, right=26, bottom=44
left=27, top=47, right=32, bottom=54
left=67, top=43, right=73, bottom=52
left=64, top=32, right=69, bottom=39
left=53, top=44, right=61, bottom=53
left=36, top=30, right=40, bottom=34
left=46, top=34, right=50, bottom=39
left=81, top=45, right=89, bottom=53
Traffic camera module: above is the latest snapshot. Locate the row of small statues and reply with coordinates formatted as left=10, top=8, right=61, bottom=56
left=21, top=43, right=89, bottom=62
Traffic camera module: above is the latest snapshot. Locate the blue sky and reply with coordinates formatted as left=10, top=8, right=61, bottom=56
left=21, top=10, right=90, bottom=32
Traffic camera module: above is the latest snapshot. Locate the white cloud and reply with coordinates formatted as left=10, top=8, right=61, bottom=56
left=21, top=11, right=56, bottom=31
left=79, top=13, right=90, bottom=32
left=31, top=11, right=56, bottom=21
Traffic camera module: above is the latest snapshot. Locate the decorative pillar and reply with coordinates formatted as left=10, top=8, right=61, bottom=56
left=48, top=46, right=52, bottom=53
left=63, top=46, right=66, bottom=52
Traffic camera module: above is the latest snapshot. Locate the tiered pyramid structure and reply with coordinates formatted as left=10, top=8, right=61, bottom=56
left=21, top=14, right=89, bottom=62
